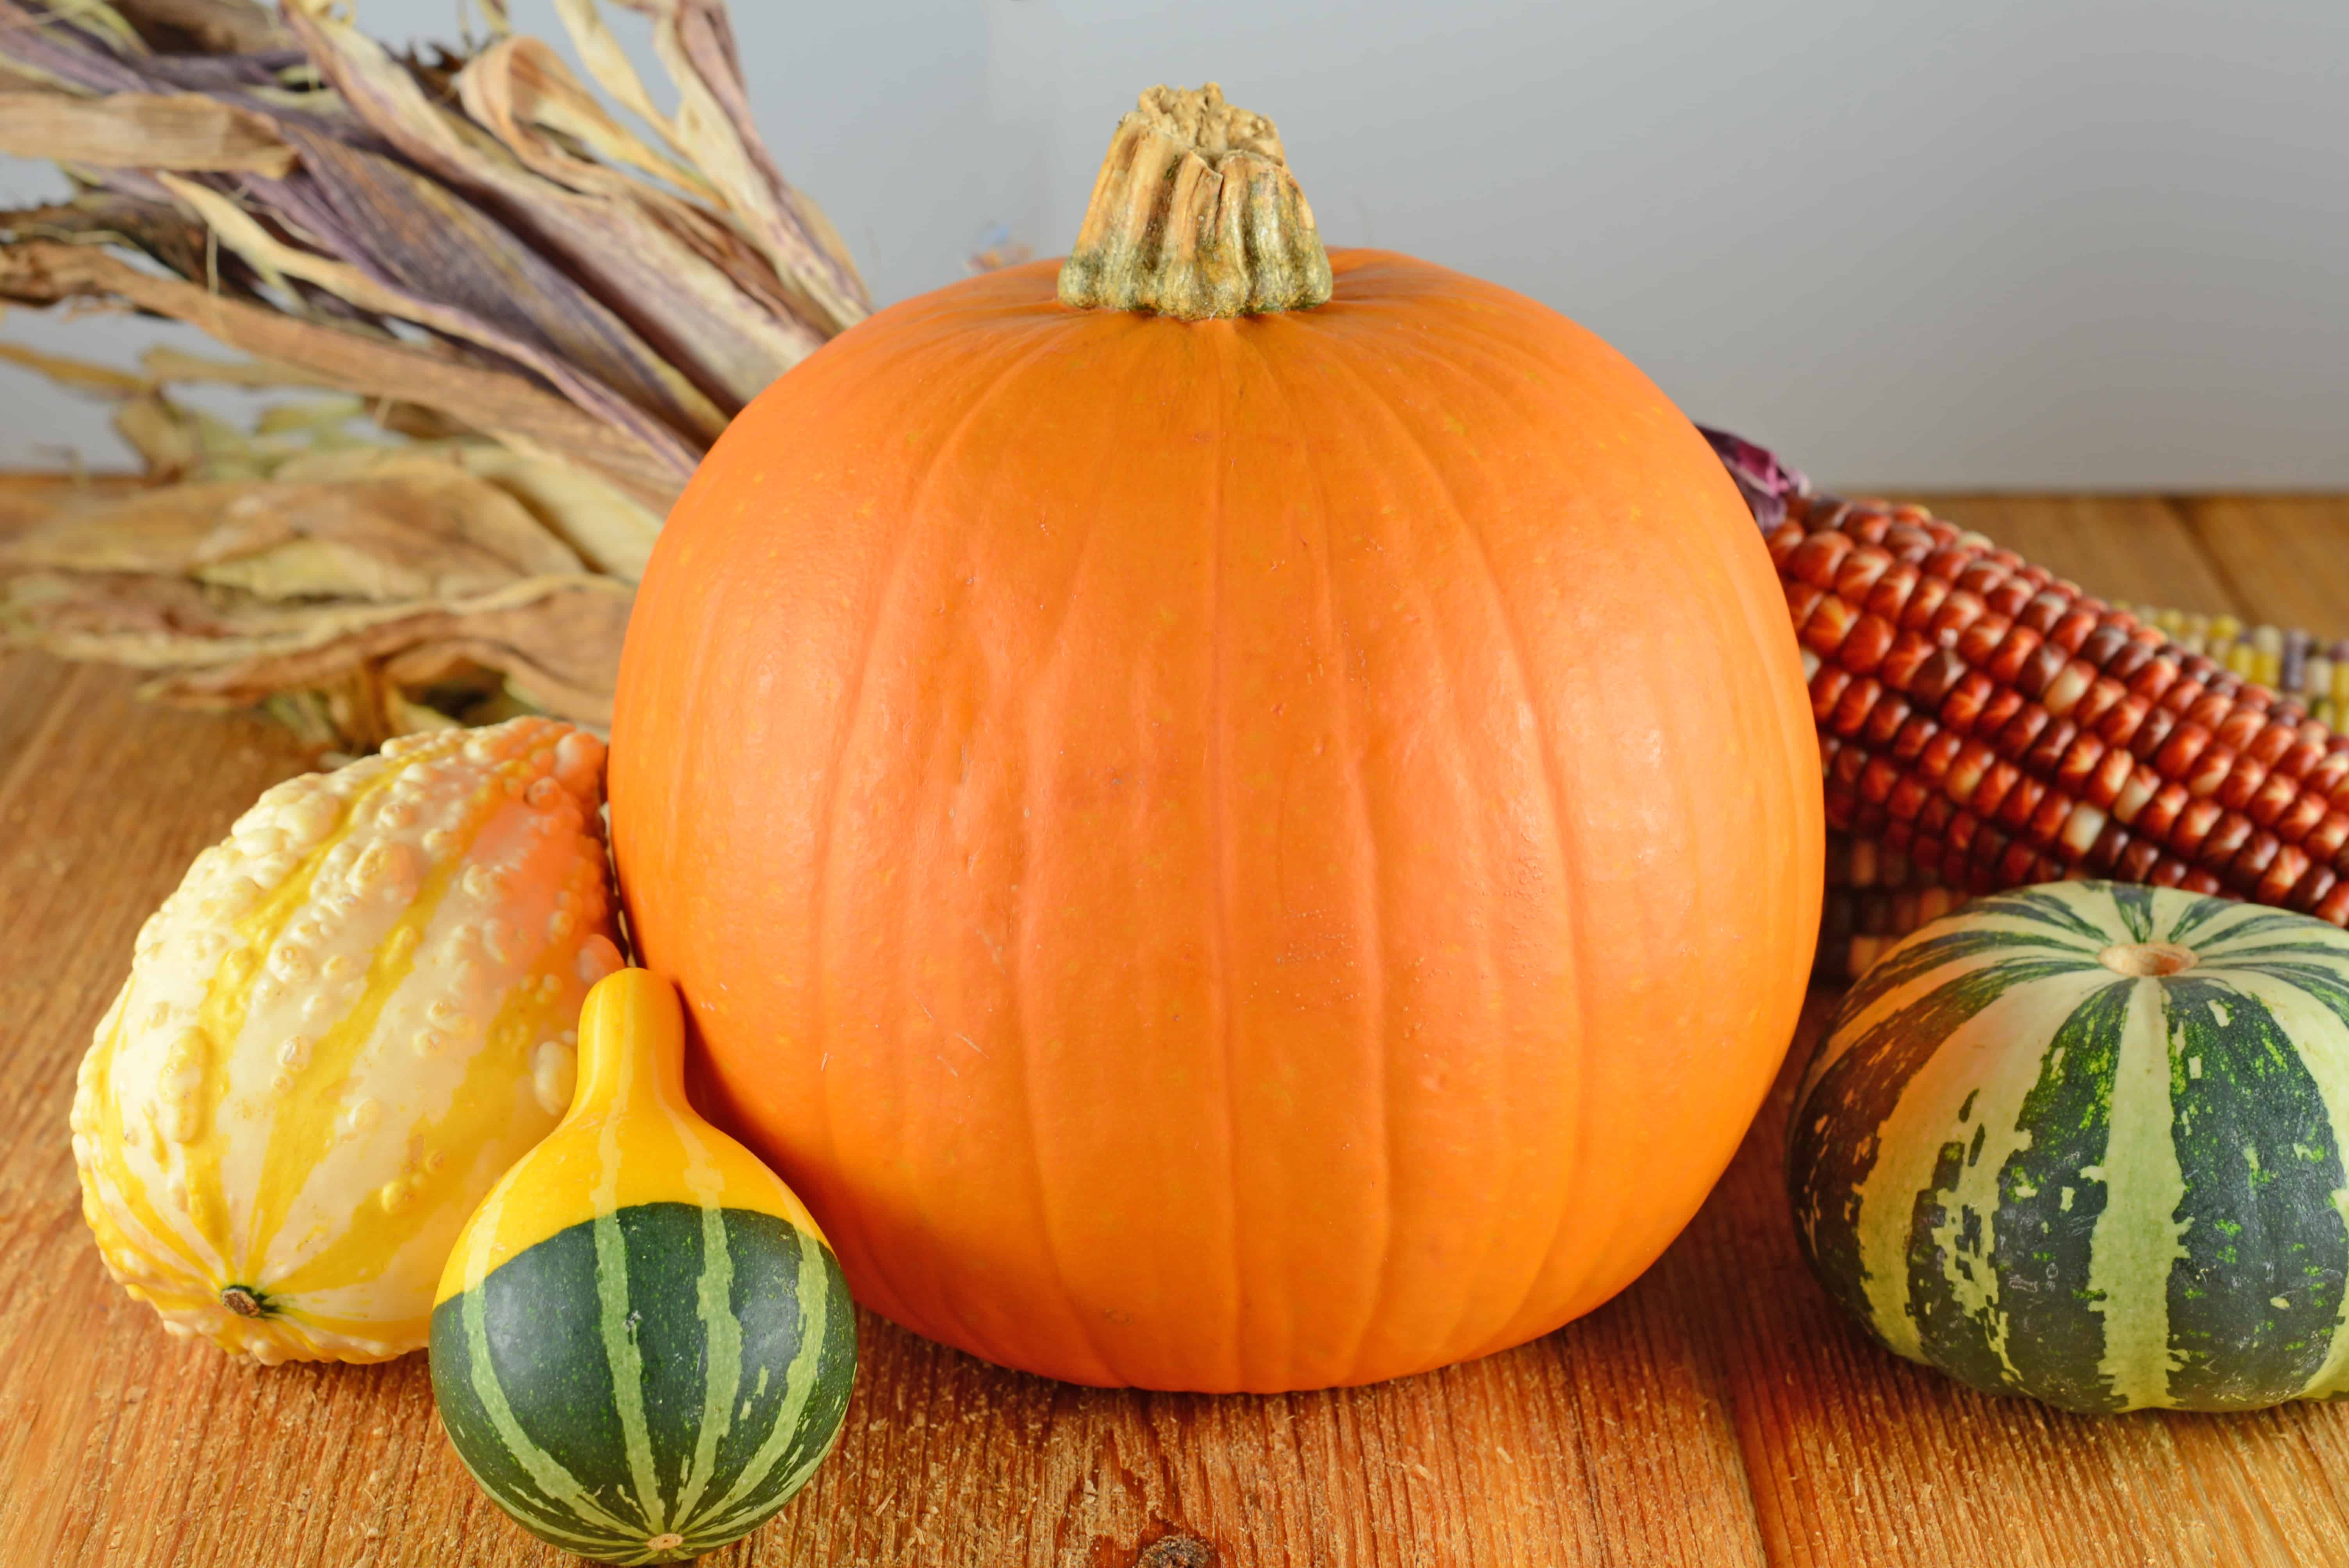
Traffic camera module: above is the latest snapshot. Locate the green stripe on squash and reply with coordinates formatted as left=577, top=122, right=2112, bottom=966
left=1789, top=880, right=2349, bottom=1414
left=430, top=1203, right=855, bottom=1564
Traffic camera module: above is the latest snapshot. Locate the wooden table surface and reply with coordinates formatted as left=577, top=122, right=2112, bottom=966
left=6, top=490, right=2349, bottom=1567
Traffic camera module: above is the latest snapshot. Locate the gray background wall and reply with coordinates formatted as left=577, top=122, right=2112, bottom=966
left=3, top=0, right=2344, bottom=487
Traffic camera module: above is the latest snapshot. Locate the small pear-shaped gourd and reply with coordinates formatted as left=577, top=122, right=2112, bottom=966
left=431, top=969, right=856, bottom=1566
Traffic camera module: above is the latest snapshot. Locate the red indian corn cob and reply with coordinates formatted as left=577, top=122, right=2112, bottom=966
left=1772, top=491, right=2349, bottom=975
left=1816, top=597, right=2349, bottom=980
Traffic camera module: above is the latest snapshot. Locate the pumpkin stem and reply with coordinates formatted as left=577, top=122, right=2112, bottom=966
left=1057, top=83, right=1333, bottom=320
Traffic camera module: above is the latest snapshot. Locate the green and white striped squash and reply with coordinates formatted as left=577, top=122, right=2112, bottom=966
left=1789, top=880, right=2349, bottom=1413
left=431, top=969, right=856, bottom=1565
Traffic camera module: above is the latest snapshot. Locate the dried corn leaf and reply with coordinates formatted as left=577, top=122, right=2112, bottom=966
left=0, top=57, right=53, bottom=91
left=138, top=344, right=346, bottom=389
left=474, top=43, right=843, bottom=346
left=276, top=130, right=730, bottom=436
left=0, top=472, right=142, bottom=532
left=0, top=1, right=166, bottom=96
left=188, top=478, right=577, bottom=602
left=139, top=352, right=469, bottom=447
left=552, top=0, right=866, bottom=334
left=459, top=34, right=717, bottom=207
left=454, top=36, right=824, bottom=397
left=0, top=478, right=246, bottom=571
left=0, top=570, right=625, bottom=732
left=23, top=0, right=145, bottom=54
left=214, top=448, right=587, bottom=574
left=2, top=2, right=317, bottom=106
left=274, top=441, right=660, bottom=581
left=1, top=566, right=633, bottom=725
left=112, top=0, right=287, bottom=56
left=280, top=4, right=822, bottom=405
left=1, top=565, right=258, bottom=656
left=0, top=0, right=882, bottom=749
left=0, top=334, right=148, bottom=394
left=111, top=388, right=200, bottom=477
left=4, top=561, right=622, bottom=678
left=3, top=456, right=585, bottom=602
left=250, top=394, right=364, bottom=434
left=157, top=170, right=715, bottom=470
left=0, top=241, right=691, bottom=505
left=150, top=577, right=630, bottom=725
left=0, top=88, right=297, bottom=173
left=3, top=191, right=228, bottom=292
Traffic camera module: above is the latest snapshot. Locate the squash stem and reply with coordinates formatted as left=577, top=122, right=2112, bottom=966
left=2098, top=941, right=2199, bottom=978
left=569, top=968, right=690, bottom=1116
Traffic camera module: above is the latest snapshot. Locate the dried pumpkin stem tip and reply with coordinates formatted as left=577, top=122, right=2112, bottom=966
left=219, top=1285, right=268, bottom=1319
left=2098, top=942, right=2199, bottom=978
left=1057, top=82, right=1334, bottom=320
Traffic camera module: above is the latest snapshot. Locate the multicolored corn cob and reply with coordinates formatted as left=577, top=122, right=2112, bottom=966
left=2124, top=608, right=2349, bottom=732
left=1700, top=429, right=2349, bottom=980
left=1819, top=607, right=2349, bottom=978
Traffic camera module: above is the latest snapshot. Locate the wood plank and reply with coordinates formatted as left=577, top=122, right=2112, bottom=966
left=2174, top=495, right=2349, bottom=641
left=0, top=651, right=82, bottom=807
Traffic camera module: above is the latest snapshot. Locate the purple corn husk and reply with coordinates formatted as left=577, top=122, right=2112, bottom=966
left=1698, top=425, right=1812, bottom=530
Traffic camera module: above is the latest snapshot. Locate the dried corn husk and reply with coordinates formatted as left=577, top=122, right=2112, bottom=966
left=0, top=0, right=863, bottom=749
left=0, top=88, right=295, bottom=173
left=0, top=377, right=661, bottom=744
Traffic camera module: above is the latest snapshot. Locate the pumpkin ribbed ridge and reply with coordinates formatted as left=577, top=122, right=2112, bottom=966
left=1790, top=880, right=2349, bottom=1412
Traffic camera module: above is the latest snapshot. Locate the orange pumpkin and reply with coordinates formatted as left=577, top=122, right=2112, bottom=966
left=610, top=85, right=1822, bottom=1391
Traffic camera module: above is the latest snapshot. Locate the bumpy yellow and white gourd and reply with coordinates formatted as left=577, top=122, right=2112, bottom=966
left=69, top=716, right=624, bottom=1363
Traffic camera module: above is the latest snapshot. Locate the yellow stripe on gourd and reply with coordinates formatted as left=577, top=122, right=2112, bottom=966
left=171, top=764, right=403, bottom=1279
left=696, top=1225, right=837, bottom=1534
left=436, top=970, right=828, bottom=1306
left=85, top=796, right=365, bottom=1290
left=674, top=1201, right=742, bottom=1523
left=264, top=939, right=573, bottom=1307
left=2078, top=973, right=2186, bottom=1409
left=113, top=856, right=323, bottom=1276
left=82, top=1005, right=214, bottom=1292
left=241, top=779, right=501, bottom=1283
left=273, top=823, right=613, bottom=1327
left=243, top=898, right=440, bottom=1273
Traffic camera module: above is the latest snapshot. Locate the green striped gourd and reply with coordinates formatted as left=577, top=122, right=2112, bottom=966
left=70, top=717, right=622, bottom=1363
left=431, top=969, right=856, bottom=1565
left=1789, top=880, right=2349, bottom=1413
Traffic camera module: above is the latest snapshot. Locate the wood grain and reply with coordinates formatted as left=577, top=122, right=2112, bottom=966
left=4, top=495, right=2348, bottom=1567
left=2173, top=495, right=2349, bottom=640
